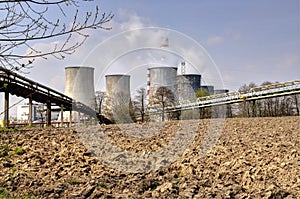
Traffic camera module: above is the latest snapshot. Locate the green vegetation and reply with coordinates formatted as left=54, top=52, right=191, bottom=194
left=98, top=181, right=106, bottom=188
left=69, top=178, right=80, bottom=185
left=19, top=126, right=36, bottom=130
left=14, top=147, right=24, bottom=155
left=0, top=127, right=18, bottom=131
left=7, top=167, right=17, bottom=182
left=23, top=194, right=36, bottom=199
left=11, top=167, right=17, bottom=175
left=0, top=187, right=35, bottom=199
left=2, top=146, right=10, bottom=152
left=195, top=89, right=210, bottom=98
left=0, top=188, right=8, bottom=198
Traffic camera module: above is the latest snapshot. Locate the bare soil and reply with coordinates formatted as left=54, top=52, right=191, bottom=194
left=0, top=117, right=299, bottom=198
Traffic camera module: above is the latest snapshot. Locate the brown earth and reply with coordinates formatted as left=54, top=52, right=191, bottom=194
left=0, top=117, right=299, bottom=198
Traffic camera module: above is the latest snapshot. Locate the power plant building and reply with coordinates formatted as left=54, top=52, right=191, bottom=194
left=17, top=104, right=38, bottom=122
left=177, top=74, right=201, bottom=102
left=200, top=85, right=215, bottom=95
left=214, top=89, right=229, bottom=95
left=56, top=37, right=230, bottom=123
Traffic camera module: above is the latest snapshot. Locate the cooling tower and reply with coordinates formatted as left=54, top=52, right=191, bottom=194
left=104, top=75, right=133, bottom=123
left=148, top=66, right=178, bottom=101
left=147, top=67, right=178, bottom=122
left=63, top=66, right=96, bottom=122
left=105, top=75, right=130, bottom=98
left=146, top=37, right=180, bottom=102
left=65, top=66, right=96, bottom=107
left=177, top=74, right=201, bottom=103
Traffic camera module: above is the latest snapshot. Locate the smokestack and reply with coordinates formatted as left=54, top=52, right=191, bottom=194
left=160, top=37, right=169, bottom=48
left=146, top=69, right=150, bottom=101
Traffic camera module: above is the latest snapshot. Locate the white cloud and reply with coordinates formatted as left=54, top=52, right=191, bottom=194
left=23, top=11, right=224, bottom=94
left=120, top=15, right=146, bottom=31
left=206, top=32, right=241, bottom=47
left=232, top=32, right=242, bottom=41
left=21, top=11, right=159, bottom=94
left=276, top=53, right=299, bottom=69
left=206, top=36, right=224, bottom=46
left=49, top=75, right=65, bottom=92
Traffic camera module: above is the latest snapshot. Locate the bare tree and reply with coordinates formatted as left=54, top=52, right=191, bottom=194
left=294, top=94, right=300, bottom=116
left=95, top=91, right=105, bottom=114
left=236, top=81, right=299, bottom=117
left=36, top=104, right=45, bottom=122
left=0, top=0, right=113, bottom=70
left=133, top=88, right=146, bottom=122
left=238, top=82, right=257, bottom=117
left=148, top=86, right=177, bottom=121
left=103, top=92, right=135, bottom=123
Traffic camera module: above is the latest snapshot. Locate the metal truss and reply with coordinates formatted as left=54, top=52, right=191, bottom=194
left=168, top=80, right=300, bottom=111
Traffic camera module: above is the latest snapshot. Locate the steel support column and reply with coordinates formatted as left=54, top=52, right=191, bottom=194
left=60, top=105, right=64, bottom=127
left=28, top=95, right=33, bottom=126
left=46, top=102, right=51, bottom=126
left=4, top=91, right=9, bottom=127
left=69, top=109, right=72, bottom=127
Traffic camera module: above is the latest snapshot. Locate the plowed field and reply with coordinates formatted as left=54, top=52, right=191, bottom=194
left=0, top=117, right=299, bottom=198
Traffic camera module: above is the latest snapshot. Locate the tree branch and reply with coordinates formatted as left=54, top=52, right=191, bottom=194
left=0, top=0, right=113, bottom=70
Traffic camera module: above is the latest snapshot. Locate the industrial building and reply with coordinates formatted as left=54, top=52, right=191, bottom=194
left=200, top=85, right=215, bottom=95
left=17, top=103, right=38, bottom=122
left=214, top=89, right=229, bottom=95
left=177, top=74, right=202, bottom=103
left=57, top=38, right=229, bottom=123
left=17, top=104, right=59, bottom=122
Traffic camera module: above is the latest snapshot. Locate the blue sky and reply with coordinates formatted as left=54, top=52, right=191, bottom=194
left=30, top=0, right=299, bottom=90
left=1, top=0, right=299, bottom=117
left=102, top=0, right=299, bottom=88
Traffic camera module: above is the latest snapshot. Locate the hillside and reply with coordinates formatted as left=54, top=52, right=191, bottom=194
left=0, top=117, right=299, bottom=198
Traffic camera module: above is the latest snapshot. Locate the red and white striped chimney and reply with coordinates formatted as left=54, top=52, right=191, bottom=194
left=160, top=37, right=169, bottom=48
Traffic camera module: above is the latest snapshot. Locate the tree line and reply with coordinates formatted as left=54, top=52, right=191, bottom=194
left=95, top=80, right=299, bottom=123
left=235, top=81, right=299, bottom=117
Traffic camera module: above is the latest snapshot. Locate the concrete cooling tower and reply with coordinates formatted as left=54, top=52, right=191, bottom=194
left=177, top=74, right=201, bottom=103
left=63, top=66, right=96, bottom=122
left=147, top=67, right=178, bottom=122
left=65, top=66, right=96, bottom=107
left=104, top=74, right=133, bottom=123
left=147, top=67, right=178, bottom=102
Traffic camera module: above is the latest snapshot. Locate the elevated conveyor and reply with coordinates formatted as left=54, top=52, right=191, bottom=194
left=0, top=67, right=112, bottom=126
left=167, top=80, right=300, bottom=111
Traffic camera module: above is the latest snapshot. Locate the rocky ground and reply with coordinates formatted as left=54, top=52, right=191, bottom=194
left=0, top=117, right=299, bottom=198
